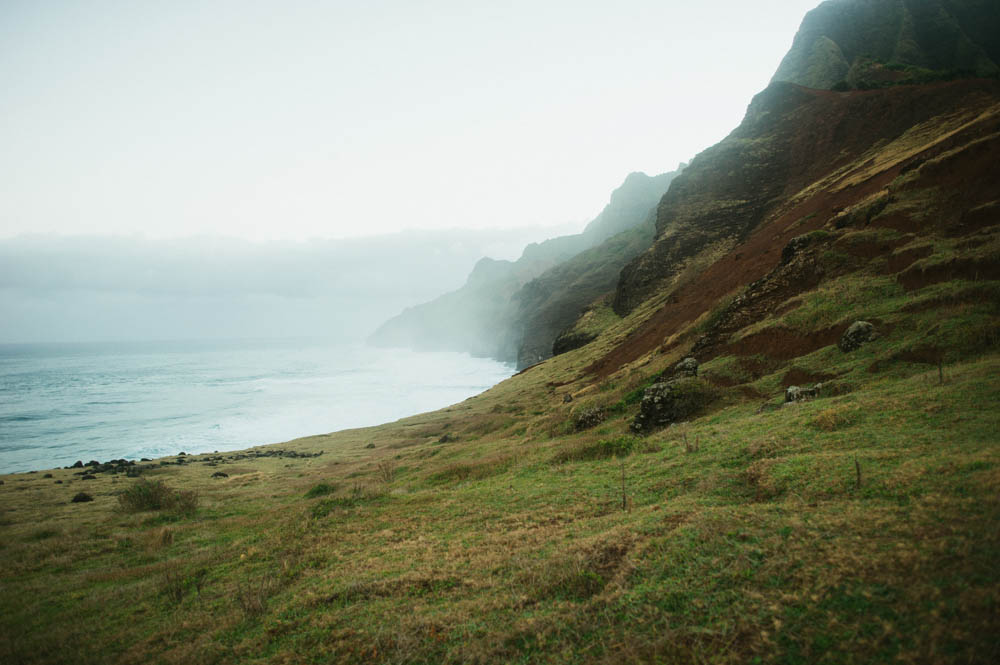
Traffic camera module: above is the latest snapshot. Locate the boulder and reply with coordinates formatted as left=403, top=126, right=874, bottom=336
left=673, top=357, right=699, bottom=378
left=838, top=321, right=878, bottom=352
left=785, top=383, right=824, bottom=403
left=631, top=378, right=715, bottom=434
left=71, top=492, right=94, bottom=503
left=211, top=472, right=229, bottom=479
left=573, top=406, right=607, bottom=431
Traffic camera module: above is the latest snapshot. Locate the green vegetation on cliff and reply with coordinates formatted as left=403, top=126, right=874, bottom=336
left=772, top=0, right=1000, bottom=90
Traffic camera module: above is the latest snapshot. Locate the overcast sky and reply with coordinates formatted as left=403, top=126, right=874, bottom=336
left=0, top=0, right=820, bottom=242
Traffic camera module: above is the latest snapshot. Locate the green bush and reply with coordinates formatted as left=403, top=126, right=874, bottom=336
left=118, top=479, right=198, bottom=515
left=551, top=436, right=640, bottom=464
left=304, top=483, right=336, bottom=498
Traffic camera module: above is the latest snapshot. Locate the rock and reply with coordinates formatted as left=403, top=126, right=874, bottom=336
left=178, top=452, right=187, bottom=456
left=632, top=378, right=716, bottom=434
left=673, top=357, right=699, bottom=378
left=365, top=443, right=376, bottom=449
left=43, top=473, right=53, bottom=478
left=573, top=406, right=607, bottom=431
left=71, top=492, right=94, bottom=503
left=81, top=474, right=97, bottom=480
left=211, top=472, right=229, bottom=478
left=838, top=321, right=878, bottom=352
left=562, top=393, right=573, bottom=403
left=437, top=434, right=455, bottom=444
left=785, top=383, right=824, bottom=403
left=71, top=460, right=84, bottom=468
left=55, top=480, right=63, bottom=484
left=85, top=460, right=100, bottom=467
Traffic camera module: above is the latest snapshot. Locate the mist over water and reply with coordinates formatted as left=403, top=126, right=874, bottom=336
left=0, top=339, right=514, bottom=474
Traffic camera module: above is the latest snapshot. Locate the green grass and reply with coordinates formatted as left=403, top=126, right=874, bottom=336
left=3, top=352, right=996, bottom=664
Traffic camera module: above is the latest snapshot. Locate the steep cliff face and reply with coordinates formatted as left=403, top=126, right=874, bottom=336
left=772, top=0, right=1000, bottom=89
left=612, top=76, right=1000, bottom=319
left=596, top=77, right=1000, bottom=378
left=370, top=169, right=679, bottom=364
left=512, top=210, right=657, bottom=368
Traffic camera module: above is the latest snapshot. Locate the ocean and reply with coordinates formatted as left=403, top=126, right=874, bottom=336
left=0, top=339, right=514, bottom=474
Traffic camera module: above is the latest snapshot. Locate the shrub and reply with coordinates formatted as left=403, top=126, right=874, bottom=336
left=236, top=576, right=277, bottom=619
left=118, top=479, right=198, bottom=515
left=304, top=483, right=336, bottom=498
left=551, top=436, right=639, bottom=463
left=376, top=459, right=396, bottom=484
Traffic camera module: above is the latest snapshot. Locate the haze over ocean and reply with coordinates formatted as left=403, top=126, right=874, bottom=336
left=0, top=339, right=513, bottom=474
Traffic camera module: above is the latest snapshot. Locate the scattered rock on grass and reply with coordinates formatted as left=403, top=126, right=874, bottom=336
left=673, top=357, right=699, bottom=378
left=785, top=383, right=824, bottom=403
left=573, top=406, right=607, bottom=431
left=838, top=321, right=878, bottom=352
left=211, top=472, right=229, bottom=478
left=632, top=378, right=716, bottom=434
left=71, top=492, right=94, bottom=503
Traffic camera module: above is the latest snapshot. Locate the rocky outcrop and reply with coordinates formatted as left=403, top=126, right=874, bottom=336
left=772, top=0, right=1000, bottom=90
left=785, top=383, right=825, bottom=403
left=631, top=378, right=716, bottom=434
left=838, top=321, right=879, bottom=351
left=515, top=213, right=657, bottom=367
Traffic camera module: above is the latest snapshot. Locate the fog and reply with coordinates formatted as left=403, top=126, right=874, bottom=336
left=0, top=229, right=572, bottom=344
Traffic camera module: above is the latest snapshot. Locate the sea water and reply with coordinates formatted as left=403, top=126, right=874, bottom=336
left=0, top=339, right=514, bottom=474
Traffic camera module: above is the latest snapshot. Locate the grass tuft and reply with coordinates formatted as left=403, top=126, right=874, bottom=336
left=117, top=478, right=198, bottom=515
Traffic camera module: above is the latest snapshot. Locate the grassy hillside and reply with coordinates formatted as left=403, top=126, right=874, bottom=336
left=4, top=41, right=1000, bottom=665
left=2, top=335, right=997, bottom=663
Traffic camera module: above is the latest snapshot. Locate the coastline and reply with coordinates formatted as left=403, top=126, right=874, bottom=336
left=0, top=340, right=514, bottom=475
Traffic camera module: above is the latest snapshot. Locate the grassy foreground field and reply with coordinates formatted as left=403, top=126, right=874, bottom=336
left=4, top=81, right=1000, bottom=664
left=2, top=336, right=998, bottom=663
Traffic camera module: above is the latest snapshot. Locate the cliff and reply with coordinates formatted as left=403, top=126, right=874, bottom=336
left=772, top=0, right=1000, bottom=89
left=369, top=169, right=680, bottom=365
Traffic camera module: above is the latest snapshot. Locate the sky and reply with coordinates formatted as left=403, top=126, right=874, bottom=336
left=0, top=0, right=821, bottom=242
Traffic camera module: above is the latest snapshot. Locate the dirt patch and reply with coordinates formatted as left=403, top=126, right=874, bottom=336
left=781, top=367, right=836, bottom=387
left=868, top=345, right=943, bottom=373
left=884, top=245, right=934, bottom=273
left=738, top=355, right=784, bottom=380
left=948, top=201, right=1000, bottom=237
left=897, top=256, right=1000, bottom=291
left=870, top=210, right=924, bottom=233
left=840, top=236, right=908, bottom=260
left=726, top=325, right=845, bottom=362
left=901, top=285, right=999, bottom=313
